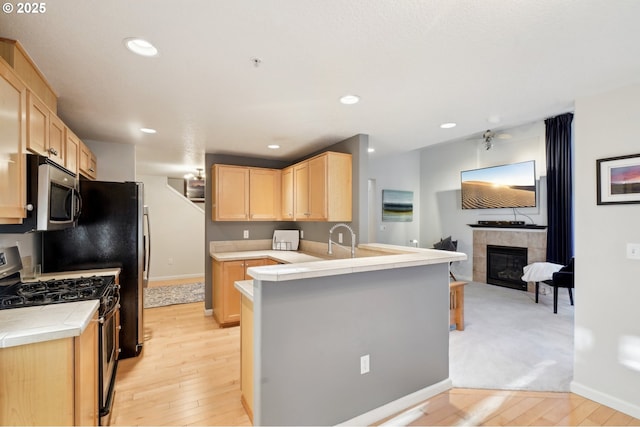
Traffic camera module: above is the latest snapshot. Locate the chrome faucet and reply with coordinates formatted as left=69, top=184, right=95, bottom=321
left=328, top=223, right=356, bottom=258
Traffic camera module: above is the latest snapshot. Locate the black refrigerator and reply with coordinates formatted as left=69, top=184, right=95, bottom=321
left=41, top=180, right=149, bottom=359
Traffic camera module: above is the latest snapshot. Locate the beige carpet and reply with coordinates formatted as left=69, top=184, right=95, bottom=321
left=449, top=281, right=574, bottom=391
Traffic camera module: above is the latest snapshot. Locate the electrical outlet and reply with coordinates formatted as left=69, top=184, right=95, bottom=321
left=338, top=232, right=343, bottom=244
left=627, top=243, right=640, bottom=260
left=300, top=230, right=304, bottom=239
left=168, top=257, right=173, bottom=265
left=360, top=354, right=370, bottom=375
left=243, top=230, right=249, bottom=239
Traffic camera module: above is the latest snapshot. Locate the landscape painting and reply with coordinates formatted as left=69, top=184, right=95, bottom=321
left=597, top=153, right=640, bottom=205
left=382, top=190, right=413, bottom=222
left=461, top=161, right=536, bottom=209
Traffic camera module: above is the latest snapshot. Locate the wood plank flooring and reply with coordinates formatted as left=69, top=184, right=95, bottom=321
left=109, top=300, right=639, bottom=426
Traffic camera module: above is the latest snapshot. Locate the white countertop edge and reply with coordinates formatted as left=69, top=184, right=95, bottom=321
left=247, top=251, right=467, bottom=282
left=234, top=280, right=254, bottom=301
left=0, top=300, right=99, bottom=349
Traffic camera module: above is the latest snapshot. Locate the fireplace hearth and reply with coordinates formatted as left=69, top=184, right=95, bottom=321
left=486, top=245, right=528, bottom=291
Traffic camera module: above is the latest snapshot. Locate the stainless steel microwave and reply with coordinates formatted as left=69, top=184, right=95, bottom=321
left=0, top=154, right=81, bottom=233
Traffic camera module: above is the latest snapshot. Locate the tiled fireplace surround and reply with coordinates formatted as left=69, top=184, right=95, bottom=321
left=472, top=228, right=547, bottom=292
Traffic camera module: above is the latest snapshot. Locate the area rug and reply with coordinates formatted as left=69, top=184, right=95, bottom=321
left=449, top=281, right=574, bottom=392
left=143, top=282, right=204, bottom=308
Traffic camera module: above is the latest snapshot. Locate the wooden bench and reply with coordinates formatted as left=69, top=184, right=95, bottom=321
left=449, top=281, right=468, bottom=331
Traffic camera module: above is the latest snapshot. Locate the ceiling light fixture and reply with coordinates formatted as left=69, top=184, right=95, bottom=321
left=140, top=128, right=157, bottom=134
left=440, top=122, right=457, bottom=129
left=340, top=95, right=360, bottom=105
left=267, top=144, right=280, bottom=149
left=483, top=130, right=494, bottom=150
left=124, top=38, right=159, bottom=57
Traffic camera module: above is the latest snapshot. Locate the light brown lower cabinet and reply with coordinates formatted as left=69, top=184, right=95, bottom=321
left=240, top=294, right=254, bottom=422
left=0, top=311, right=99, bottom=426
left=212, top=258, right=267, bottom=327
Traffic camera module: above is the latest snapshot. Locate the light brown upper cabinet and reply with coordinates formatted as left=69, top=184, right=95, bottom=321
left=26, top=89, right=49, bottom=156
left=0, top=58, right=27, bottom=224
left=292, top=151, right=352, bottom=222
left=280, top=166, right=294, bottom=220
left=48, top=113, right=65, bottom=166
left=65, top=127, right=80, bottom=176
left=249, top=168, right=281, bottom=220
left=212, top=165, right=281, bottom=221
left=79, top=139, right=97, bottom=180
left=26, top=89, right=69, bottom=168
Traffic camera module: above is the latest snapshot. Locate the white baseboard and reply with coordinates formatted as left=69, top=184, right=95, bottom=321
left=336, top=378, right=452, bottom=426
left=203, top=308, right=212, bottom=316
left=149, top=273, right=203, bottom=282
left=571, top=380, right=640, bottom=419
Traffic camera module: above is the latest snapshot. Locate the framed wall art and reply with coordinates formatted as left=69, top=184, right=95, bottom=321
left=596, top=153, right=640, bottom=205
left=382, top=189, right=413, bottom=222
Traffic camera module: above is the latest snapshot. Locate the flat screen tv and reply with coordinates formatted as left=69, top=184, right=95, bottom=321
left=461, top=160, right=536, bottom=209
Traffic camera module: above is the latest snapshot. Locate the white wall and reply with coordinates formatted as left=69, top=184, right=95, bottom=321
left=369, top=151, right=421, bottom=246
left=85, top=139, right=136, bottom=181
left=419, top=122, right=547, bottom=280
left=137, top=174, right=205, bottom=281
left=571, top=84, right=640, bottom=418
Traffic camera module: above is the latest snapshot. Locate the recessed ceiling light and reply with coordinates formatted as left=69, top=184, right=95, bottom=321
left=267, top=144, right=280, bottom=149
left=340, top=95, right=360, bottom=105
left=367, top=147, right=375, bottom=153
left=440, top=122, right=457, bottom=129
left=140, top=128, right=157, bottom=134
left=124, top=38, right=158, bottom=57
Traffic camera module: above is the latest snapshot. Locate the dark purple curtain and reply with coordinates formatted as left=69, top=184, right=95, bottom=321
left=545, top=113, right=574, bottom=265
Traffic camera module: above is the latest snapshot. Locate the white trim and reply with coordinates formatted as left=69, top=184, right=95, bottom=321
left=571, top=381, right=640, bottom=419
left=336, top=378, right=452, bottom=426
left=203, top=308, right=213, bottom=316
left=148, top=273, right=204, bottom=282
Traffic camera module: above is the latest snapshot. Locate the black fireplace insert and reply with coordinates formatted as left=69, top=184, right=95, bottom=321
left=486, top=245, right=528, bottom=290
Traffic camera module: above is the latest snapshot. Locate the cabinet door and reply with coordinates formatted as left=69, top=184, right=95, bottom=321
left=245, top=258, right=268, bottom=275
left=222, top=260, right=245, bottom=324
left=281, top=166, right=294, bottom=220
left=79, top=140, right=97, bottom=180
left=65, top=128, right=80, bottom=175
left=26, top=90, right=48, bottom=156
left=74, top=312, right=98, bottom=426
left=48, top=113, right=65, bottom=166
left=0, top=61, right=26, bottom=222
left=293, top=161, right=309, bottom=220
left=214, top=165, right=249, bottom=221
left=249, top=168, right=280, bottom=220
left=308, top=154, right=328, bottom=220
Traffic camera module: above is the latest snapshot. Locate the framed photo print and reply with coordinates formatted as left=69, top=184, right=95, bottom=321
left=596, top=153, right=640, bottom=205
left=382, top=189, right=413, bottom=222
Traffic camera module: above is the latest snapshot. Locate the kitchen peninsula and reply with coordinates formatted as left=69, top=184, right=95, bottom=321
left=211, top=242, right=466, bottom=426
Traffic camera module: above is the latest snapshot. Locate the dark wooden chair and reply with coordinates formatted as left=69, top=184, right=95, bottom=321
left=536, top=258, right=574, bottom=314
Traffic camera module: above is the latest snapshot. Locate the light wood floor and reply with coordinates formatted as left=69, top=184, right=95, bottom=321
left=109, top=301, right=639, bottom=426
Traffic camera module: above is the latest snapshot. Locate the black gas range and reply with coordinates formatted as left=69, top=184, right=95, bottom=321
left=0, top=273, right=118, bottom=311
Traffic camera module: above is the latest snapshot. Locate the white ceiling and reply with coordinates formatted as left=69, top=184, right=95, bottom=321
left=2, top=1, right=640, bottom=178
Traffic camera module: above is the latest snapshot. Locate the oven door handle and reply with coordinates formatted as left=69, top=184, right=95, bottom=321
left=99, top=294, right=120, bottom=324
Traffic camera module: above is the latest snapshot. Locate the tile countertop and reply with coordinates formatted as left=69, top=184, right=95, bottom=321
left=212, top=242, right=467, bottom=283
left=0, top=268, right=120, bottom=349
left=234, top=279, right=254, bottom=301
left=212, top=249, right=325, bottom=264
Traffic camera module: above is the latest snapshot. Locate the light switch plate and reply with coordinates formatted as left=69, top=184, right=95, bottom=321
left=360, top=354, right=370, bottom=375
left=627, top=243, right=640, bottom=260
